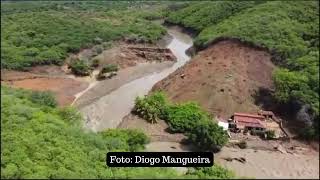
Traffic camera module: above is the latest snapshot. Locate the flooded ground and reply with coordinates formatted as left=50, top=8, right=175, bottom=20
left=216, top=147, right=319, bottom=179
left=77, top=27, right=193, bottom=131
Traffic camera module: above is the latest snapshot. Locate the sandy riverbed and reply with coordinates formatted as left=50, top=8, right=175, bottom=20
left=77, top=27, right=193, bottom=132
left=216, top=147, right=319, bottom=179
left=73, top=61, right=174, bottom=108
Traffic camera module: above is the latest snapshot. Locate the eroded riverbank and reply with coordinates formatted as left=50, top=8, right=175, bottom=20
left=76, top=26, right=193, bottom=131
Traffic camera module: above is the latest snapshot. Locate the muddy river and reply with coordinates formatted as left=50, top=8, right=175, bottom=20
left=77, top=27, right=193, bottom=132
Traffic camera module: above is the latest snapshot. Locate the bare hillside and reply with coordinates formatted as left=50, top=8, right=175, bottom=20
left=153, top=40, right=275, bottom=118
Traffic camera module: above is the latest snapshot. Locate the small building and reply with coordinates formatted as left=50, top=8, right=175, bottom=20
left=232, top=113, right=266, bottom=132
left=218, top=121, right=229, bottom=131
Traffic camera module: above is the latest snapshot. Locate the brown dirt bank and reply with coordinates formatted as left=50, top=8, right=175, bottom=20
left=118, top=113, right=186, bottom=142
left=1, top=39, right=176, bottom=107
left=73, top=42, right=176, bottom=72
left=73, top=61, right=174, bottom=109
left=152, top=40, right=275, bottom=119
left=2, top=74, right=88, bottom=106
left=216, top=147, right=319, bottom=179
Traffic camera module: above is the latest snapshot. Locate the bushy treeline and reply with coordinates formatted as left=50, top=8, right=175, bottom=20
left=1, top=86, right=234, bottom=179
left=166, top=1, right=319, bottom=139
left=133, top=92, right=229, bottom=151
left=1, top=2, right=166, bottom=70
left=166, top=1, right=261, bottom=32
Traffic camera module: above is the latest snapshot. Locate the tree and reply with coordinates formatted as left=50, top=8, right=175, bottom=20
left=187, top=121, right=228, bottom=152
left=133, top=91, right=168, bottom=124
left=273, top=68, right=309, bottom=103
left=165, top=102, right=210, bottom=133
left=30, top=91, right=57, bottom=107
left=69, top=59, right=92, bottom=76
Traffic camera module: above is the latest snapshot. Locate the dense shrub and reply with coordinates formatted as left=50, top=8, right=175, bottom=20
left=187, top=166, right=235, bottom=179
left=90, top=58, right=100, bottom=68
left=2, top=86, right=236, bottom=179
left=187, top=121, right=229, bottom=152
left=57, top=106, right=83, bottom=126
left=1, top=86, right=199, bottom=178
left=133, top=92, right=168, bottom=123
left=69, top=59, right=92, bottom=76
left=299, top=126, right=318, bottom=140
left=1, top=2, right=166, bottom=70
left=92, top=45, right=104, bottom=55
left=99, top=129, right=150, bottom=152
left=165, top=102, right=210, bottom=133
left=167, top=1, right=260, bottom=32
left=102, top=41, right=113, bottom=49
left=30, top=91, right=57, bottom=108
left=101, top=64, right=119, bottom=73
left=134, top=92, right=229, bottom=151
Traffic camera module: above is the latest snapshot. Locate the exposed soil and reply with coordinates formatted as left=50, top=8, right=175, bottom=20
left=74, top=62, right=174, bottom=109
left=82, top=42, right=176, bottom=71
left=1, top=41, right=176, bottom=107
left=152, top=40, right=275, bottom=119
left=2, top=77, right=87, bottom=106
left=118, top=114, right=186, bottom=142
left=78, top=27, right=193, bottom=131
left=216, top=147, right=319, bottom=179
left=1, top=68, right=88, bottom=106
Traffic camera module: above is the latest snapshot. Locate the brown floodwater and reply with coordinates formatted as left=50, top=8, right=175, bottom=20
left=78, top=26, right=193, bottom=132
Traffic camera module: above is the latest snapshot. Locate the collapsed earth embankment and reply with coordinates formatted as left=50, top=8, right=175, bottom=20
left=153, top=39, right=275, bottom=119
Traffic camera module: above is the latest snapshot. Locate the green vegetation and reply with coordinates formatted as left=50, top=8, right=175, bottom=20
left=1, top=2, right=237, bottom=178
left=91, top=58, right=100, bottom=68
left=165, top=102, right=210, bottom=133
left=167, top=1, right=260, bottom=32
left=134, top=92, right=228, bottom=151
left=187, top=166, right=235, bottom=179
left=1, top=1, right=166, bottom=70
left=133, top=91, right=168, bottom=123
left=99, top=129, right=150, bottom=152
left=166, top=1, right=319, bottom=139
left=1, top=86, right=234, bottom=179
left=101, top=64, right=119, bottom=74
left=69, top=59, right=92, bottom=76
left=266, top=130, right=276, bottom=140
left=30, top=91, right=57, bottom=108
left=188, top=121, right=229, bottom=152
left=97, top=64, right=119, bottom=79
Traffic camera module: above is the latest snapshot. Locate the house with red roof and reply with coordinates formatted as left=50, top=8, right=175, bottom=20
left=232, top=112, right=266, bottom=132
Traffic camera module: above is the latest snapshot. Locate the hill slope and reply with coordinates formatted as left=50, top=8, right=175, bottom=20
left=165, top=1, right=319, bottom=138
left=153, top=40, right=274, bottom=118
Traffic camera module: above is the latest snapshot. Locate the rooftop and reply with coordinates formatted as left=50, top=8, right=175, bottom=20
left=234, top=112, right=265, bottom=128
